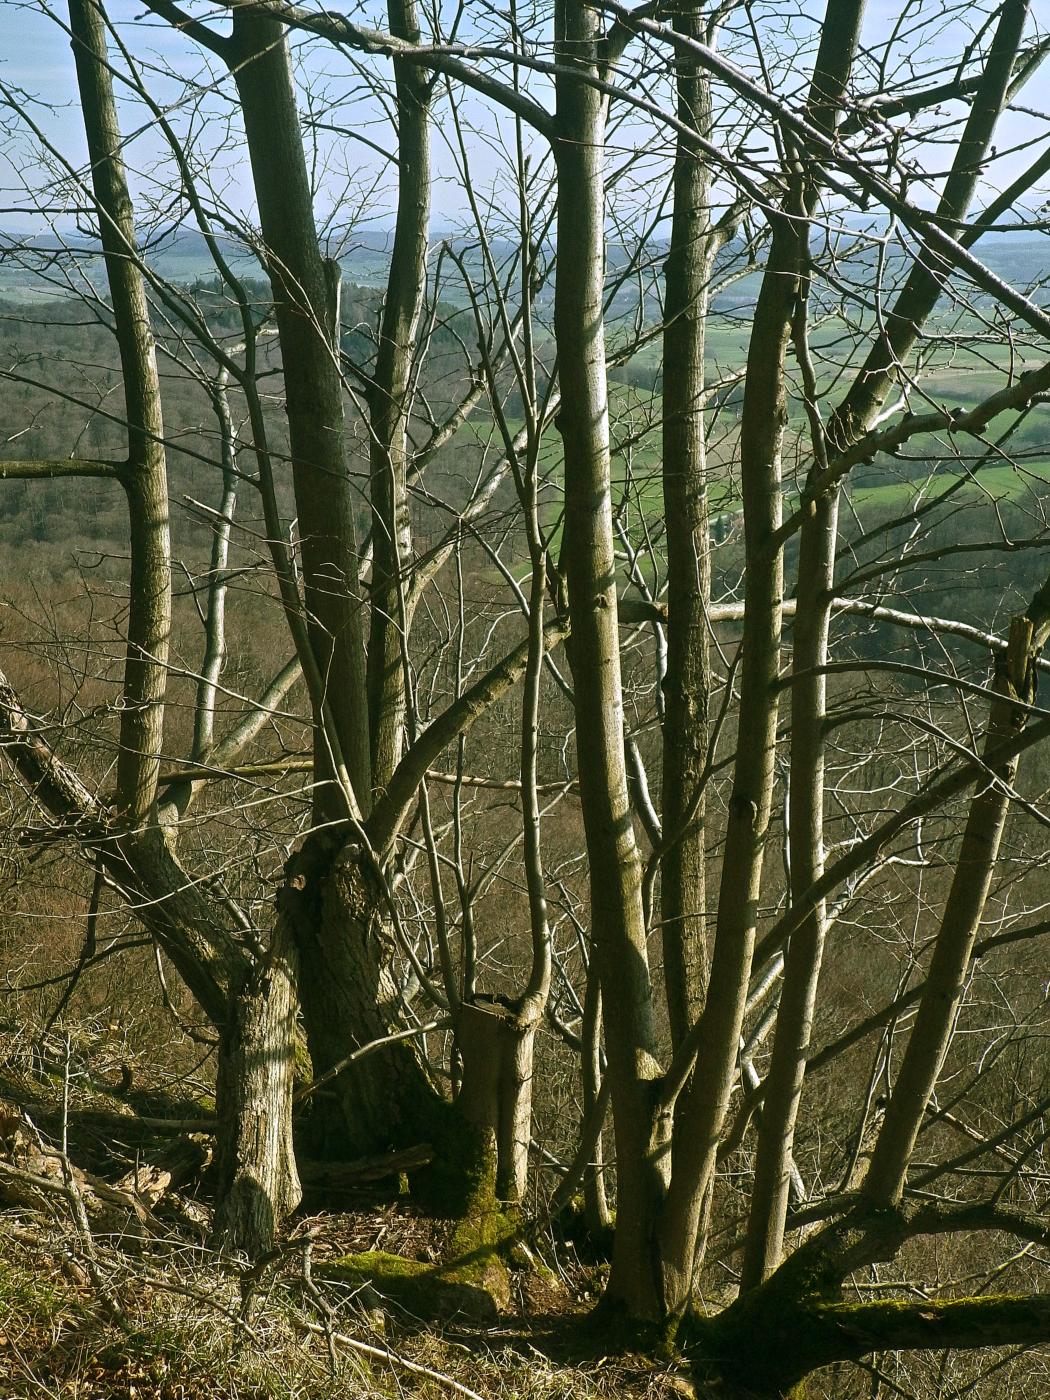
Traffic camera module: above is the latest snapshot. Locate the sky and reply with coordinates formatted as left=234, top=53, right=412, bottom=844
left=0, top=0, right=528, bottom=236
left=0, top=0, right=1047, bottom=242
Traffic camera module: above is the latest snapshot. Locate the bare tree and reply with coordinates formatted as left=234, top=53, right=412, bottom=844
left=4, top=1, right=1050, bottom=1395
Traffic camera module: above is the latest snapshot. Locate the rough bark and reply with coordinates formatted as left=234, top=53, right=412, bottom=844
left=690, top=1202, right=1050, bottom=1397
left=281, top=833, right=439, bottom=1158
left=455, top=996, right=536, bottom=1203
left=211, top=918, right=302, bottom=1257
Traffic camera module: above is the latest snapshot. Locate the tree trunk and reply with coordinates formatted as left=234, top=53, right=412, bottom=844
left=68, top=0, right=170, bottom=828
left=660, top=0, right=713, bottom=1053
left=657, top=183, right=802, bottom=1315
left=830, top=0, right=1029, bottom=448
left=366, top=0, right=431, bottom=793
left=581, top=964, right=611, bottom=1233
left=553, top=0, right=669, bottom=1320
left=212, top=919, right=301, bottom=1258
left=864, top=584, right=1050, bottom=1204
left=229, top=13, right=371, bottom=821
left=281, top=834, right=440, bottom=1158
left=455, top=996, right=537, bottom=1203
left=739, top=0, right=866, bottom=1290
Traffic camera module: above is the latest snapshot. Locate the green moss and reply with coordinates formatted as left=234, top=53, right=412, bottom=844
left=316, top=1120, right=520, bottom=1323
left=408, top=1099, right=495, bottom=1219
left=316, top=1247, right=506, bottom=1323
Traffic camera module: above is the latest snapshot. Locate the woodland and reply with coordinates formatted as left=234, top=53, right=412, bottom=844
left=1, top=1, right=1050, bottom=1397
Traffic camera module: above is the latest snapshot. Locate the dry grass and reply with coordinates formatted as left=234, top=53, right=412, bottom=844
left=0, top=1216, right=691, bottom=1400
left=0, top=1022, right=689, bottom=1400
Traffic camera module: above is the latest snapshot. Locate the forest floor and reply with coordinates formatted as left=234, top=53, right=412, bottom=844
left=0, top=1023, right=692, bottom=1400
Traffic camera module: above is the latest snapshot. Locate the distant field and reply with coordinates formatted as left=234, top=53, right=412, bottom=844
left=3, top=230, right=1047, bottom=547
left=458, top=301, right=1049, bottom=552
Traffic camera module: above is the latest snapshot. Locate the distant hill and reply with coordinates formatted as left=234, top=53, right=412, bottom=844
left=1, top=221, right=1046, bottom=313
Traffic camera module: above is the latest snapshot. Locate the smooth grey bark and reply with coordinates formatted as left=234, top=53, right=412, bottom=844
left=739, top=0, right=867, bottom=1291
left=656, top=148, right=804, bottom=1316
left=863, top=579, right=1050, bottom=1204
left=659, top=0, right=713, bottom=1052
left=743, top=0, right=1035, bottom=1279
left=829, top=0, right=1030, bottom=450
left=580, top=965, right=610, bottom=1232
left=229, top=12, right=371, bottom=821
left=68, top=0, right=170, bottom=827
left=193, top=374, right=238, bottom=761
left=553, top=0, right=669, bottom=1319
left=366, top=0, right=431, bottom=794
left=219, top=15, right=441, bottom=1167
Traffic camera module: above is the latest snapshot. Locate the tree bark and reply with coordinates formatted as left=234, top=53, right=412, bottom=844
left=864, top=580, right=1050, bottom=1205
left=739, top=0, right=866, bottom=1290
left=455, top=996, right=536, bottom=1203
left=68, top=0, right=170, bottom=827
left=212, top=918, right=301, bottom=1257
left=658, top=165, right=803, bottom=1318
left=830, top=0, right=1030, bottom=449
left=659, top=0, right=713, bottom=1052
left=553, top=0, right=669, bottom=1319
left=581, top=964, right=610, bottom=1233
left=366, top=0, right=431, bottom=793
left=229, top=13, right=371, bottom=821
left=281, top=833, right=440, bottom=1158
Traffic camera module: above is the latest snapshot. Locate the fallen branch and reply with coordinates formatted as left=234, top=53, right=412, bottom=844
left=300, top=1319, right=487, bottom=1400
left=297, top=1143, right=435, bottom=1189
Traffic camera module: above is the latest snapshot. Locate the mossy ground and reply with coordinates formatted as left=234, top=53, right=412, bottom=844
left=319, top=1111, right=520, bottom=1323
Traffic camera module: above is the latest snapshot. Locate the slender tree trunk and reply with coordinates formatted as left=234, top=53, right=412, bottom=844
left=657, top=179, right=802, bottom=1312
left=864, top=582, right=1050, bottom=1204
left=740, top=0, right=1031, bottom=1264
left=193, top=374, right=237, bottom=761
left=553, top=0, right=669, bottom=1320
left=366, top=0, right=431, bottom=793
left=740, top=0, right=867, bottom=1289
left=737, top=3, right=1030, bottom=1278
left=68, top=0, right=170, bottom=828
left=230, top=13, right=371, bottom=820
left=581, top=965, right=611, bottom=1233
left=831, top=0, right=1029, bottom=448
left=660, top=1, right=713, bottom=1052
left=739, top=476, right=836, bottom=1290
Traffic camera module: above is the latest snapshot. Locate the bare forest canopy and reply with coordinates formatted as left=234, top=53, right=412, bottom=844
left=1, top=2, right=1050, bottom=1399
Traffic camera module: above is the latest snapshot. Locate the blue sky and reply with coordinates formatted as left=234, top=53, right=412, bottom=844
left=1, top=0, right=1047, bottom=240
